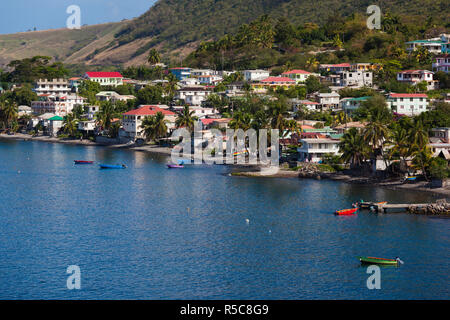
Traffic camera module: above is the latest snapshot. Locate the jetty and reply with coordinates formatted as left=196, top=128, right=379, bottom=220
left=359, top=199, right=450, bottom=215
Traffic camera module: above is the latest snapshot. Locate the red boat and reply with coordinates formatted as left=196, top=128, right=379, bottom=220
left=167, top=164, right=184, bottom=169
left=74, top=160, right=94, bottom=165
left=335, top=208, right=358, bottom=216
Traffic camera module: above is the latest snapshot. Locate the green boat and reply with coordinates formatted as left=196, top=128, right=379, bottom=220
left=358, top=256, right=401, bottom=265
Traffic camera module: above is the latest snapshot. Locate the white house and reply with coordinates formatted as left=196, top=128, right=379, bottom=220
left=396, top=70, right=436, bottom=90
left=387, top=93, right=429, bottom=116
left=281, top=69, right=318, bottom=84
left=297, top=137, right=341, bottom=163
left=121, top=105, right=177, bottom=139
left=31, top=94, right=86, bottom=116
left=84, top=72, right=123, bottom=87
left=172, top=106, right=216, bottom=118
left=191, top=69, right=214, bottom=77
left=433, top=54, right=450, bottom=73
left=176, top=86, right=212, bottom=106
left=405, top=39, right=444, bottom=54
left=34, top=79, right=70, bottom=96
left=243, top=70, right=270, bottom=82
left=198, top=75, right=223, bottom=85
left=316, top=92, right=340, bottom=110
left=319, top=63, right=351, bottom=74
left=291, top=99, right=320, bottom=112
left=95, top=91, right=135, bottom=103
left=78, top=120, right=97, bottom=134
left=340, top=71, right=373, bottom=88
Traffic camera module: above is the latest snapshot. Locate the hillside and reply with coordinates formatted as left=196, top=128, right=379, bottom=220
left=0, top=0, right=449, bottom=69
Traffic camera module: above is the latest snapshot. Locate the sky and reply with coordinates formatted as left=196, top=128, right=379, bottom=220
left=0, top=0, right=157, bottom=34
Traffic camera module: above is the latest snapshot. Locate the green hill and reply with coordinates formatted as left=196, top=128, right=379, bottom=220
left=0, top=0, right=448, bottom=68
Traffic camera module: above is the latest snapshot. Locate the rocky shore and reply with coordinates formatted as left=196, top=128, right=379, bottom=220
left=408, top=200, right=450, bottom=215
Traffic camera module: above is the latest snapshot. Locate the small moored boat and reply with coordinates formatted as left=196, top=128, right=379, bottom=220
left=99, top=164, right=127, bottom=169
left=359, top=256, right=402, bottom=265
left=406, top=176, right=417, bottom=181
left=74, top=160, right=94, bottom=165
left=335, top=208, right=358, bottom=215
left=167, top=164, right=184, bottom=169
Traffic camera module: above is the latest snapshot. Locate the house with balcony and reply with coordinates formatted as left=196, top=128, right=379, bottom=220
left=84, top=72, right=123, bottom=87
left=31, top=94, right=86, bottom=116
left=432, top=54, right=450, bottom=74
left=429, top=127, right=450, bottom=160
left=340, top=71, right=373, bottom=88
left=297, top=137, right=341, bottom=163
left=319, top=63, right=351, bottom=74
left=121, top=105, right=177, bottom=140
left=34, top=79, right=70, bottom=96
left=291, top=99, right=320, bottom=112
left=405, top=40, right=444, bottom=54
left=198, top=75, right=223, bottom=85
left=176, top=86, right=212, bottom=106
left=315, top=92, right=340, bottom=111
left=387, top=93, right=429, bottom=116
left=396, top=70, right=437, bottom=90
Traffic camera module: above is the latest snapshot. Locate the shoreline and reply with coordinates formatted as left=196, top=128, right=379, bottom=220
left=2, top=133, right=449, bottom=199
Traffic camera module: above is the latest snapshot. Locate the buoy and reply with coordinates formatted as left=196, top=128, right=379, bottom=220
left=245, top=218, right=250, bottom=225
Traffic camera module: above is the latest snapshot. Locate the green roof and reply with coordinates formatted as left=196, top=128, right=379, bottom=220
left=48, top=116, right=64, bottom=121
left=406, top=40, right=444, bottom=44
left=344, top=96, right=371, bottom=101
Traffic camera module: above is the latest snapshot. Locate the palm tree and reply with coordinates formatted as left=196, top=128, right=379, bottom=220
left=388, top=126, right=411, bottom=170
left=268, top=101, right=289, bottom=134
left=339, top=128, right=370, bottom=169
left=141, top=112, right=168, bottom=142
left=411, top=146, right=433, bottom=181
left=165, top=73, right=178, bottom=99
left=1, top=100, right=18, bottom=129
left=96, top=102, right=115, bottom=131
left=63, top=113, right=78, bottom=137
left=176, top=106, right=197, bottom=131
left=408, top=120, right=428, bottom=151
left=229, top=111, right=252, bottom=131
left=147, top=49, right=161, bottom=66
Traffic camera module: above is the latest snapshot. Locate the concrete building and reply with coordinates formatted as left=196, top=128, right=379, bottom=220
left=297, top=137, right=341, bottom=162
left=396, top=70, right=437, bottom=90
left=34, top=79, right=70, bottom=96
left=387, top=93, right=429, bottom=116
left=84, top=72, right=123, bottom=87
left=243, top=70, right=270, bottom=82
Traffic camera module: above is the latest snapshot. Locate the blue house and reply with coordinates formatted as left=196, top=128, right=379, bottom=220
left=169, top=67, right=191, bottom=80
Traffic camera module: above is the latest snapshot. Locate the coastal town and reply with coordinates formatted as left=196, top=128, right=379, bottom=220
left=0, top=33, right=450, bottom=197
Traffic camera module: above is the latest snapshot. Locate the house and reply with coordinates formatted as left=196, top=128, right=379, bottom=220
left=78, top=120, right=97, bottom=135
left=396, top=70, right=437, bottom=90
left=350, top=63, right=380, bottom=72
left=191, top=69, right=214, bottom=77
left=432, top=54, right=450, bottom=74
left=340, top=71, right=373, bottom=88
left=169, top=67, right=192, bottom=80
left=429, top=128, right=450, bottom=160
left=225, top=82, right=246, bottom=97
left=198, top=75, right=223, bottom=85
left=333, top=121, right=366, bottom=134
left=387, top=93, right=429, bottom=116
left=176, top=86, right=212, bottom=106
left=291, top=99, right=320, bottom=112
left=252, top=77, right=295, bottom=93
left=48, top=116, right=64, bottom=136
left=243, top=70, right=270, bottom=82
left=68, top=77, right=82, bottom=91
left=18, top=105, right=33, bottom=116
left=84, top=72, right=123, bottom=87
left=95, top=91, right=135, bottom=103
left=281, top=69, right=318, bottom=84
left=34, top=79, right=70, bottom=96
left=405, top=39, right=444, bottom=54
left=340, top=96, right=371, bottom=114
left=31, top=94, right=86, bottom=116
left=297, top=137, right=341, bottom=162
left=315, top=92, right=340, bottom=110
left=319, top=63, right=351, bottom=74
left=84, top=105, right=100, bottom=120
left=121, top=105, right=177, bottom=139
left=172, top=106, right=217, bottom=118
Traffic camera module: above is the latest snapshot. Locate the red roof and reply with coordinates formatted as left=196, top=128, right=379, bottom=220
left=389, top=93, right=428, bottom=98
left=85, top=72, right=123, bottom=78
left=261, top=76, right=295, bottom=83
left=201, top=118, right=217, bottom=125
left=399, top=70, right=432, bottom=74
left=282, top=69, right=311, bottom=75
left=123, top=105, right=175, bottom=116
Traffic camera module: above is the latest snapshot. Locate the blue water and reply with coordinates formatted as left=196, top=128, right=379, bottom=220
left=0, top=139, right=448, bottom=299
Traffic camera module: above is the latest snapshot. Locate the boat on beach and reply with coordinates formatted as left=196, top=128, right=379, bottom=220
left=74, top=160, right=94, bottom=164
left=335, top=208, right=358, bottom=215
left=99, top=164, right=127, bottom=169
left=359, top=256, right=401, bottom=265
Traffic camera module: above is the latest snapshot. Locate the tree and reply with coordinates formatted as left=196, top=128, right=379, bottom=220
left=136, top=85, right=165, bottom=105
left=147, top=49, right=161, bottom=66
left=305, top=76, right=321, bottom=93
left=176, top=106, right=197, bottom=131
left=96, top=101, right=115, bottom=131
left=339, top=127, right=369, bottom=168
left=141, top=112, right=168, bottom=142
left=63, top=113, right=78, bottom=137
left=268, top=99, right=289, bottom=134
left=1, top=100, right=18, bottom=129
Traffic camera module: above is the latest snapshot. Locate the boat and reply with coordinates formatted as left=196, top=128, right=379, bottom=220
left=359, top=256, right=401, bottom=265
left=74, top=160, right=94, bottom=165
left=406, top=176, right=417, bottom=181
left=167, top=164, right=184, bottom=169
left=375, top=201, right=387, bottom=205
left=99, top=164, right=127, bottom=169
left=335, top=208, right=358, bottom=215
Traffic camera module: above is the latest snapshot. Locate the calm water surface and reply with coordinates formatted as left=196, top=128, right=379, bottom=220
left=0, top=139, right=448, bottom=299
